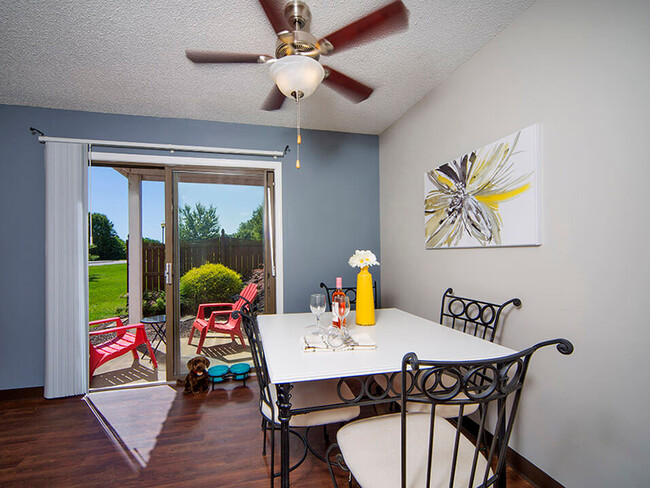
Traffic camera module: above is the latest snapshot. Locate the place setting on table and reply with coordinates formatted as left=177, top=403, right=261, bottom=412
left=301, top=292, right=377, bottom=352
left=301, top=251, right=380, bottom=353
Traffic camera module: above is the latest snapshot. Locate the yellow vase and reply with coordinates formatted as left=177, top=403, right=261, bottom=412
left=355, top=266, right=375, bottom=326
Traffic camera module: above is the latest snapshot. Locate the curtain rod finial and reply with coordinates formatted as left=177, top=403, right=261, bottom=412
left=30, top=127, right=45, bottom=140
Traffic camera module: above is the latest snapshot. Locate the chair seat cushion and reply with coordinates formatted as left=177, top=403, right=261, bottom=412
left=337, top=413, right=492, bottom=488
left=373, top=373, right=480, bottom=418
left=406, top=398, right=479, bottom=418
left=263, top=379, right=360, bottom=428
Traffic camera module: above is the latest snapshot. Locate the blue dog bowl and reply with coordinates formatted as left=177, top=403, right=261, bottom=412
left=208, top=365, right=229, bottom=383
left=229, top=363, right=251, bottom=381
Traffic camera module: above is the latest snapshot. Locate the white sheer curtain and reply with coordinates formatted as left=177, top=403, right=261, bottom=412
left=44, top=142, right=89, bottom=398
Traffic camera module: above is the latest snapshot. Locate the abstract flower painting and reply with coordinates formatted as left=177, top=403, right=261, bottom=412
left=424, top=125, right=540, bottom=248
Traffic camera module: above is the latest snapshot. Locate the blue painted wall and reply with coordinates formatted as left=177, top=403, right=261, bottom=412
left=0, top=104, right=379, bottom=390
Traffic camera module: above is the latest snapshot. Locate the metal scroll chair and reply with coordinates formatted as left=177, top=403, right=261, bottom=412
left=237, top=303, right=360, bottom=486
left=320, top=281, right=379, bottom=310
left=440, top=288, right=522, bottom=343
left=423, top=288, right=522, bottom=416
left=376, top=289, right=522, bottom=417
left=328, top=339, right=574, bottom=488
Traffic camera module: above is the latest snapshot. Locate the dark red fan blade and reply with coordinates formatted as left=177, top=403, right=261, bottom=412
left=186, top=50, right=266, bottom=63
left=322, top=66, right=374, bottom=103
left=258, top=0, right=290, bottom=34
left=319, top=1, right=409, bottom=54
left=262, top=85, right=287, bottom=111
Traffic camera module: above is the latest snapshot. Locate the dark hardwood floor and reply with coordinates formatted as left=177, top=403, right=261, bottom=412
left=0, top=382, right=534, bottom=487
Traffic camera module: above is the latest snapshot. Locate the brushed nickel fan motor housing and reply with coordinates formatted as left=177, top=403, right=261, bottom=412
left=275, top=30, right=320, bottom=60
left=275, top=1, right=320, bottom=60
left=284, top=1, right=311, bottom=30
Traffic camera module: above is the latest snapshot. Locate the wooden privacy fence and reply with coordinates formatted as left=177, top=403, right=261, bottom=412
left=132, top=236, right=264, bottom=292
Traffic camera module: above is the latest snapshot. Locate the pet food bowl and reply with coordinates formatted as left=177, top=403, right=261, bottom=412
left=229, top=363, right=251, bottom=381
left=208, top=365, right=229, bottom=384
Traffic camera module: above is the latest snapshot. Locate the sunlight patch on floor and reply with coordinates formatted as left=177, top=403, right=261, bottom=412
left=84, top=385, right=177, bottom=470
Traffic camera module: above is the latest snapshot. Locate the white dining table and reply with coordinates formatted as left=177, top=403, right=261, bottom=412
left=257, top=307, right=516, bottom=487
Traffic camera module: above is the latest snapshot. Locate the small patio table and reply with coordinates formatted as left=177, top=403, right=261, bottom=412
left=141, top=315, right=166, bottom=359
left=257, top=307, right=515, bottom=488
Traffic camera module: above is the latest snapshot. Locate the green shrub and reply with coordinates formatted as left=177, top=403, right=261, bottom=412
left=143, top=290, right=166, bottom=316
left=180, top=263, right=243, bottom=313
left=112, top=290, right=166, bottom=318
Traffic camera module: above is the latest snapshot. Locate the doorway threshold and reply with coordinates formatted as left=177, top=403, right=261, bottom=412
left=89, top=380, right=175, bottom=394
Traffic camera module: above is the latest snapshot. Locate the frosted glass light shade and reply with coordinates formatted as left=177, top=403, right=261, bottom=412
left=270, top=55, right=325, bottom=100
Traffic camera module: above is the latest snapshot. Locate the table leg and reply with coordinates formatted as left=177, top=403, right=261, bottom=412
left=153, top=324, right=166, bottom=348
left=276, top=383, right=293, bottom=488
left=143, top=324, right=158, bottom=359
left=142, top=323, right=166, bottom=360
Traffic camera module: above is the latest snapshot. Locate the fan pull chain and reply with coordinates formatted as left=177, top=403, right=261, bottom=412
left=296, top=93, right=301, bottom=169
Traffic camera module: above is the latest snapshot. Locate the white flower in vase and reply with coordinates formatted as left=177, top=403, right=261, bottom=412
left=348, top=250, right=380, bottom=268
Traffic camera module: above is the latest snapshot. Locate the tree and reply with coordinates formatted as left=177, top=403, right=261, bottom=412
left=179, top=203, right=221, bottom=241
left=90, top=213, right=126, bottom=260
left=233, top=204, right=263, bottom=241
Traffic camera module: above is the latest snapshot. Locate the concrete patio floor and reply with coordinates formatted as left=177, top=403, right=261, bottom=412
left=90, top=320, right=253, bottom=389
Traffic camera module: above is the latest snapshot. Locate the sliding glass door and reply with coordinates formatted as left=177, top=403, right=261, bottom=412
left=165, top=167, right=276, bottom=379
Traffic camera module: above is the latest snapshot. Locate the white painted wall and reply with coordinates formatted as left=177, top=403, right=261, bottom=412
left=379, top=0, right=650, bottom=486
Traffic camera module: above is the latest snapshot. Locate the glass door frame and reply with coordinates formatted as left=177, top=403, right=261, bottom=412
left=163, top=161, right=283, bottom=380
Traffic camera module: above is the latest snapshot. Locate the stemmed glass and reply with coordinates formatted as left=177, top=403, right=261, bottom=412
left=309, top=294, right=327, bottom=333
left=332, top=295, right=351, bottom=340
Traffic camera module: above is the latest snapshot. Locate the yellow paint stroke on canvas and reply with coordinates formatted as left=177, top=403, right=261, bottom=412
left=435, top=172, right=455, bottom=190
left=476, top=183, right=531, bottom=206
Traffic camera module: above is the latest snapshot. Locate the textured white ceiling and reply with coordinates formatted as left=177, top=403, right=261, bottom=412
left=0, top=0, right=533, bottom=135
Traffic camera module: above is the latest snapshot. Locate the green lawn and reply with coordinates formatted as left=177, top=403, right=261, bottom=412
left=89, top=263, right=127, bottom=322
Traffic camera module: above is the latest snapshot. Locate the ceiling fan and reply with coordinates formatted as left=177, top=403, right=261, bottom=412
left=185, top=0, right=410, bottom=111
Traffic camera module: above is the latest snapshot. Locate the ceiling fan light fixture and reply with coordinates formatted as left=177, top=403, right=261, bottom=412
left=270, top=55, right=324, bottom=100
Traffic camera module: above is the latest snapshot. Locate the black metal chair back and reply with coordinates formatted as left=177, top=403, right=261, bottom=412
left=236, top=304, right=276, bottom=423
left=439, top=288, right=521, bottom=342
left=320, top=281, right=379, bottom=310
left=397, top=339, right=573, bottom=487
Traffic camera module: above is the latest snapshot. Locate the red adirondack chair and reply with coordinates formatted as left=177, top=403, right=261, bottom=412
left=188, top=283, right=258, bottom=354
left=89, top=317, right=158, bottom=377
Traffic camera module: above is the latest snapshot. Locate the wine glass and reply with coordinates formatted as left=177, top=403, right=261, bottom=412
left=309, top=294, right=326, bottom=332
left=332, top=295, right=351, bottom=339
left=324, top=325, right=345, bottom=349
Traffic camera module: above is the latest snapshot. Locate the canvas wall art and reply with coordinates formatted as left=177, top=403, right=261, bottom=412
left=424, top=124, right=540, bottom=248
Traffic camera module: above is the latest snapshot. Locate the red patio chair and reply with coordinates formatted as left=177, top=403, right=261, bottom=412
left=89, top=317, right=158, bottom=377
left=188, top=283, right=258, bottom=354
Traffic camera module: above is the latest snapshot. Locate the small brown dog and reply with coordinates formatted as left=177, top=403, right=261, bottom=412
left=183, top=356, right=211, bottom=394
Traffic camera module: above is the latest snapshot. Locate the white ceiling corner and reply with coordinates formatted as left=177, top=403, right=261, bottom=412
left=0, top=0, right=534, bottom=135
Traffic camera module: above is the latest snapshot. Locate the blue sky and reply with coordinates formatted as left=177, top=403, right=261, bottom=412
left=90, top=167, right=263, bottom=241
